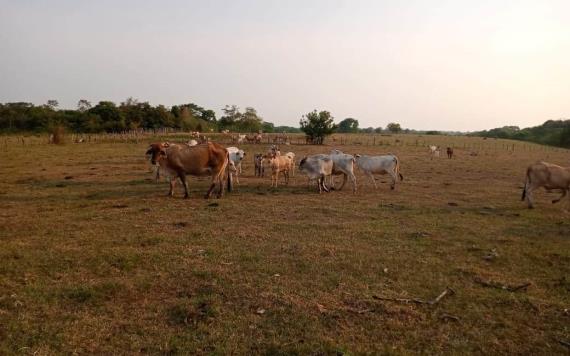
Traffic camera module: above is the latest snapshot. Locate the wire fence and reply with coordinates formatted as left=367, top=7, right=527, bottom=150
left=1, top=130, right=568, bottom=154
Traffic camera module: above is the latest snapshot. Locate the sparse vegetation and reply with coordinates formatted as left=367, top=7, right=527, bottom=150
left=0, top=134, right=568, bottom=354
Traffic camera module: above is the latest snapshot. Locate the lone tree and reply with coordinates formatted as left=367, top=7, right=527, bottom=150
left=387, top=122, right=402, bottom=133
left=337, top=118, right=359, bottom=133
left=300, top=110, right=336, bottom=144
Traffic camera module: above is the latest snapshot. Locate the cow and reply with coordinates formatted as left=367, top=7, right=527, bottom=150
left=145, top=142, right=232, bottom=199
left=329, top=150, right=357, bottom=193
left=284, top=152, right=295, bottom=176
left=187, top=139, right=198, bottom=146
left=237, top=134, right=246, bottom=144
left=299, top=155, right=333, bottom=193
left=521, top=161, right=570, bottom=209
left=269, top=145, right=280, bottom=157
left=429, top=145, right=440, bottom=159
left=446, top=147, right=453, bottom=159
left=262, top=153, right=292, bottom=187
left=354, top=154, right=404, bottom=190
left=254, top=153, right=264, bottom=177
left=226, top=146, right=246, bottom=184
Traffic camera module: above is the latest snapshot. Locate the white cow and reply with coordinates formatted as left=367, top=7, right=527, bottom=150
left=237, top=134, right=246, bottom=144
left=186, top=139, right=198, bottom=146
left=354, top=154, right=404, bottom=190
left=226, top=146, right=246, bottom=184
left=299, top=155, right=333, bottom=193
left=329, top=150, right=357, bottom=193
left=429, top=145, right=440, bottom=159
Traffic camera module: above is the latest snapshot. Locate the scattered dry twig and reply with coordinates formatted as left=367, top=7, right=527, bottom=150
left=558, top=339, right=570, bottom=349
left=474, top=277, right=531, bottom=292
left=372, top=287, right=455, bottom=305
left=439, top=313, right=460, bottom=322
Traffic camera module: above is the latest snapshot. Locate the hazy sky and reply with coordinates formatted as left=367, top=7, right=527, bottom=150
left=1, top=0, right=569, bottom=131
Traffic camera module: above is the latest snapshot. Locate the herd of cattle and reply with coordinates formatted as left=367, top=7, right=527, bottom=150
left=145, top=140, right=570, bottom=209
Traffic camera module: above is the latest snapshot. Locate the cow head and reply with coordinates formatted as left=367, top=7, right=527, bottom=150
left=146, top=143, right=167, bottom=165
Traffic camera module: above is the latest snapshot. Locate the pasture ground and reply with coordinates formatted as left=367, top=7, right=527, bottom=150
left=0, top=135, right=569, bottom=355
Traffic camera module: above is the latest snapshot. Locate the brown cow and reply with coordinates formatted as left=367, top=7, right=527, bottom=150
left=522, top=161, right=570, bottom=209
left=146, top=142, right=232, bottom=199
left=446, top=147, right=453, bottom=159
left=262, top=153, right=292, bottom=187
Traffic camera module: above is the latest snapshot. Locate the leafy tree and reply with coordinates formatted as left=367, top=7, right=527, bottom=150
left=387, top=122, right=402, bottom=133
left=337, top=118, right=359, bottom=133
left=237, top=107, right=263, bottom=132
left=262, top=122, right=275, bottom=133
left=77, top=99, right=92, bottom=113
left=46, top=100, right=59, bottom=110
left=219, top=105, right=241, bottom=130
left=374, top=127, right=383, bottom=133
left=362, top=127, right=374, bottom=133
left=300, top=110, right=336, bottom=144
left=88, top=101, right=125, bottom=132
left=560, top=124, right=570, bottom=148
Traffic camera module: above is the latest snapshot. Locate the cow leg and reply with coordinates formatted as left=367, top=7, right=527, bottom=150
left=168, top=179, right=176, bottom=197
left=178, top=173, right=189, bottom=199
left=525, top=184, right=538, bottom=209
left=205, top=183, right=216, bottom=199
left=216, top=170, right=225, bottom=198
left=390, top=172, right=397, bottom=190
left=350, top=173, right=357, bottom=193
left=338, top=174, right=347, bottom=191
left=320, top=175, right=330, bottom=193
left=367, top=172, right=377, bottom=189
left=155, top=166, right=160, bottom=183
left=552, top=189, right=567, bottom=204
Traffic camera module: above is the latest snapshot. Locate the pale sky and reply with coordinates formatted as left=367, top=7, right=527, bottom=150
left=1, top=0, right=569, bottom=131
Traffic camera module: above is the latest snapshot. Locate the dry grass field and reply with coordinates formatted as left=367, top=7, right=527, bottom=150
left=0, top=134, right=569, bottom=355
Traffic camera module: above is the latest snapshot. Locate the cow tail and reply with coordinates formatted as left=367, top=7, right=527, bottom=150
left=226, top=152, right=233, bottom=193
left=393, top=155, right=403, bottom=181
left=521, top=168, right=530, bottom=201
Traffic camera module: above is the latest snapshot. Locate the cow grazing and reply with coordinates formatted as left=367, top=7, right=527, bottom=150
left=254, top=153, right=265, bottom=177
left=446, top=147, right=453, bottom=159
left=263, top=153, right=292, bottom=187
left=227, top=146, right=246, bottom=184
left=145, top=142, right=232, bottom=199
left=429, top=145, right=440, bottom=159
left=329, top=150, right=357, bottom=193
left=354, top=154, right=403, bottom=190
left=522, top=161, right=570, bottom=209
left=299, top=155, right=333, bottom=193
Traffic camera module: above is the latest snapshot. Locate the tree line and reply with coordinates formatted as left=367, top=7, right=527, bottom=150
left=469, top=120, right=570, bottom=148
left=0, top=99, right=295, bottom=134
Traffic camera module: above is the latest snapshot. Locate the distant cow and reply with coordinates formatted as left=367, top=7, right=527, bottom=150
left=227, top=146, right=246, bottom=184
left=187, top=139, right=198, bottom=146
left=429, top=145, right=440, bottom=159
left=263, top=153, right=292, bottom=187
left=354, top=154, right=403, bottom=190
left=329, top=150, right=357, bottom=193
left=254, top=153, right=264, bottom=177
left=299, top=155, right=333, bottom=193
left=145, top=142, right=232, bottom=199
left=446, top=147, right=453, bottom=159
left=522, top=161, right=570, bottom=209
